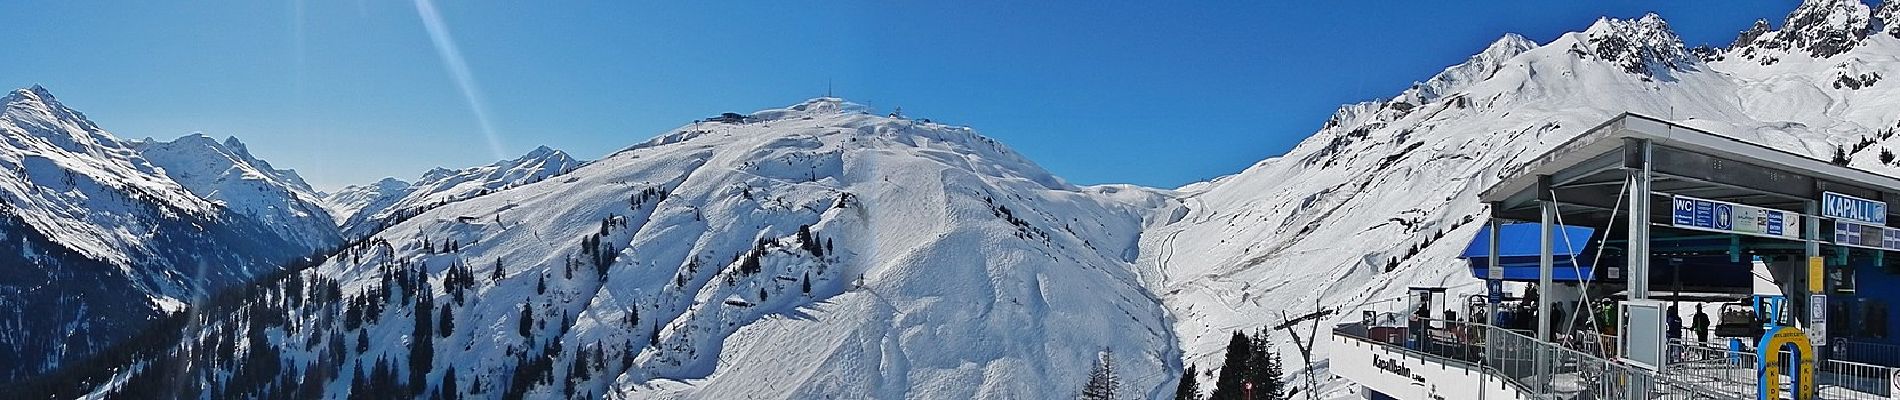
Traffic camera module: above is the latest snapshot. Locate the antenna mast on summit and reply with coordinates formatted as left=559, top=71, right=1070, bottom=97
left=827, top=79, right=833, bottom=98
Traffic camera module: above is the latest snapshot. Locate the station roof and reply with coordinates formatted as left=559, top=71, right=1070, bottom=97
left=1481, top=113, right=1900, bottom=226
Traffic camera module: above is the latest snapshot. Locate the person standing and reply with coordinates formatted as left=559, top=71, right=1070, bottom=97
left=1692, top=304, right=1711, bottom=343
left=1666, top=306, right=1683, bottom=340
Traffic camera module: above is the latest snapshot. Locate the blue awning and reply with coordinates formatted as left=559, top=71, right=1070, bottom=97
left=1460, top=223, right=1598, bottom=282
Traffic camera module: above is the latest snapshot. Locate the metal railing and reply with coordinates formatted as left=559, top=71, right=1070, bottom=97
left=1334, top=317, right=1900, bottom=399
left=1833, top=339, right=1900, bottom=367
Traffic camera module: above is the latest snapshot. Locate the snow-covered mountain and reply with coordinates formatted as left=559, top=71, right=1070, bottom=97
left=0, top=86, right=333, bottom=383
left=94, top=98, right=1182, bottom=399
left=1142, top=0, right=1900, bottom=389
left=62, top=1, right=1900, bottom=398
left=326, top=146, right=581, bottom=239
left=133, top=133, right=342, bottom=254
left=321, top=177, right=409, bottom=225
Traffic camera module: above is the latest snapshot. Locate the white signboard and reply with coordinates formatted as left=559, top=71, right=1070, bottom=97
left=1670, top=195, right=1800, bottom=239
left=1811, top=294, right=1828, bottom=349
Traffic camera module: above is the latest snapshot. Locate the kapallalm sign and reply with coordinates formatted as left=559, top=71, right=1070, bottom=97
left=1671, top=195, right=1800, bottom=239
left=1823, top=191, right=1887, bottom=225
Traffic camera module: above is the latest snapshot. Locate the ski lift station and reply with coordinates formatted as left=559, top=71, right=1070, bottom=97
left=1331, top=114, right=1900, bottom=399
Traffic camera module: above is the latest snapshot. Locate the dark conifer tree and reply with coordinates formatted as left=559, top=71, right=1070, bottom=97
left=441, top=367, right=460, bottom=400
left=411, top=287, right=436, bottom=394
left=1209, top=331, right=1252, bottom=400
left=1174, top=365, right=1201, bottom=400
left=439, top=304, right=455, bottom=337
left=519, top=303, right=535, bottom=338
left=1081, top=348, right=1120, bottom=400
left=1248, top=329, right=1285, bottom=400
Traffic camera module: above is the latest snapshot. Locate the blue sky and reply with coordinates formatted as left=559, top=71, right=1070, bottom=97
left=0, top=1, right=1809, bottom=191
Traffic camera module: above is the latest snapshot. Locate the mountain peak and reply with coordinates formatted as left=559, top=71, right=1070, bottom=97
left=5, top=85, right=58, bottom=108
left=1783, top=0, right=1871, bottom=57
left=1572, top=13, right=1693, bottom=76
left=1877, top=0, right=1900, bottom=33
left=1486, top=33, right=1537, bottom=53
left=222, top=135, right=252, bottom=157
left=1735, top=0, right=1872, bottom=59
left=748, top=97, right=874, bottom=122
left=520, top=144, right=562, bottom=160
left=1386, top=33, right=1535, bottom=111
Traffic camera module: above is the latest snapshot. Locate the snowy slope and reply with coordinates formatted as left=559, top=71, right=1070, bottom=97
left=320, top=177, right=409, bottom=225
left=331, top=145, right=581, bottom=239
left=1143, top=0, right=1900, bottom=387
left=113, top=98, right=1182, bottom=399
left=0, top=86, right=320, bottom=382
left=133, top=133, right=342, bottom=253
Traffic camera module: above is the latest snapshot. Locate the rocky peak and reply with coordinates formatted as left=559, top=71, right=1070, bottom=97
left=1733, top=19, right=1774, bottom=49
left=1738, top=0, right=1872, bottom=60
left=1874, top=0, right=1900, bottom=38
left=1783, top=0, right=1871, bottom=57
left=1574, top=14, right=1695, bottom=76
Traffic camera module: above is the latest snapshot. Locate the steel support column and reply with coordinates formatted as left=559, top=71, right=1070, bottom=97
left=1484, top=209, right=1502, bottom=400
left=1538, top=175, right=1556, bottom=343
left=1627, top=139, right=1652, bottom=301
left=1536, top=175, right=1556, bottom=392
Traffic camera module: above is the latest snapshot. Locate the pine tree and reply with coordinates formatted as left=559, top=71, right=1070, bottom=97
left=1174, top=365, right=1201, bottom=400
left=492, top=258, right=505, bottom=281
left=519, top=303, right=535, bottom=338
left=759, top=287, right=768, bottom=301
left=356, top=329, right=370, bottom=354
left=1081, top=348, right=1120, bottom=400
left=536, top=274, right=547, bottom=295
left=441, top=367, right=460, bottom=400
left=1248, top=330, right=1285, bottom=400
left=802, top=271, right=812, bottom=295
left=1209, top=331, right=1252, bottom=400
left=439, top=304, right=455, bottom=337
left=349, top=361, right=367, bottom=400
left=411, top=288, right=436, bottom=394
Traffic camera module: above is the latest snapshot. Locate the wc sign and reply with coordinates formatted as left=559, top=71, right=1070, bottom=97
left=1823, top=192, right=1886, bottom=225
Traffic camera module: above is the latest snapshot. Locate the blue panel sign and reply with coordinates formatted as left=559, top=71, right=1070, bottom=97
left=1823, top=192, right=1887, bottom=225
left=1671, top=195, right=1802, bottom=239
left=1694, top=200, right=1714, bottom=227
left=1674, top=198, right=1696, bottom=226
left=1835, top=220, right=1900, bottom=251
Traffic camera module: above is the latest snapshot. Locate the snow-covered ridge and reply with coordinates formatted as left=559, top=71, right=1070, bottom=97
left=124, top=96, right=1183, bottom=399
left=332, top=145, right=582, bottom=239
left=0, top=86, right=215, bottom=264
left=0, top=85, right=331, bottom=381
left=321, top=177, right=410, bottom=224
left=134, top=133, right=342, bottom=253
